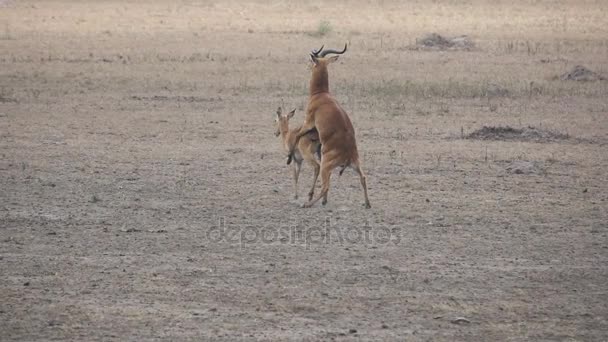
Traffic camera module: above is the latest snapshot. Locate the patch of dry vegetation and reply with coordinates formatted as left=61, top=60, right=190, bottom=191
left=560, top=65, right=606, bottom=81
left=466, top=126, right=570, bottom=143
left=411, top=33, right=475, bottom=51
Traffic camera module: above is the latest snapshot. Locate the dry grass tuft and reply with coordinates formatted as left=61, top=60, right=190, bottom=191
left=467, top=126, right=570, bottom=143
left=411, top=32, right=475, bottom=51
left=308, top=20, right=333, bottom=37
left=560, top=65, right=606, bottom=81
left=504, top=160, right=545, bottom=175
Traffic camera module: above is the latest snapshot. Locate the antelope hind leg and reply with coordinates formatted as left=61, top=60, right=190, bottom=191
left=303, top=160, right=335, bottom=208
left=307, top=155, right=320, bottom=201
left=353, top=163, right=371, bottom=209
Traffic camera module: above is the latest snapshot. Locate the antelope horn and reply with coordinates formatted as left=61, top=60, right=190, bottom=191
left=318, top=43, right=347, bottom=58
left=311, top=45, right=324, bottom=57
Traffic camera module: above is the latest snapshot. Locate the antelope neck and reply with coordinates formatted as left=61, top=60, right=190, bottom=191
left=280, top=124, right=290, bottom=142
left=310, top=66, right=329, bottom=96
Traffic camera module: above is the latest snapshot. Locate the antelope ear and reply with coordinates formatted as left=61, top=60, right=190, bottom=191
left=287, top=109, right=296, bottom=119
left=310, top=54, right=319, bottom=65
left=327, top=55, right=339, bottom=63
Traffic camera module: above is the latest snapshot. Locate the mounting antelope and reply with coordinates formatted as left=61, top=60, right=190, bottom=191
left=287, top=44, right=371, bottom=208
left=275, top=106, right=321, bottom=201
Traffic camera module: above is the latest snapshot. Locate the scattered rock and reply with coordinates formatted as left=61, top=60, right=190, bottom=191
left=560, top=65, right=605, bottom=82
left=348, top=328, right=358, bottom=334
left=226, top=148, right=243, bottom=154
left=451, top=317, right=471, bottom=324
left=148, top=229, right=167, bottom=233
left=540, top=57, right=568, bottom=64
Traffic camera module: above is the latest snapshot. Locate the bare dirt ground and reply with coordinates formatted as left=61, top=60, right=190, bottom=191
left=1, top=0, right=607, bottom=340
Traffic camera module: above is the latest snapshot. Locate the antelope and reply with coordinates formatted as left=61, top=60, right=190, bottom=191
left=287, top=44, right=371, bottom=208
left=275, top=106, right=321, bottom=201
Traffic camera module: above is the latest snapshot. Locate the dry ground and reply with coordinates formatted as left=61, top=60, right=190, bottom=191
left=1, top=0, right=607, bottom=340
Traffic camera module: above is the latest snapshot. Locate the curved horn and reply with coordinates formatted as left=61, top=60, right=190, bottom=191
left=311, top=45, right=324, bottom=57
left=318, top=43, right=347, bottom=58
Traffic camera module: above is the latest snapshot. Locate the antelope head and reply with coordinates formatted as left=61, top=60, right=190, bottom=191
left=308, top=43, right=347, bottom=95
left=309, top=43, right=347, bottom=67
left=274, top=106, right=296, bottom=137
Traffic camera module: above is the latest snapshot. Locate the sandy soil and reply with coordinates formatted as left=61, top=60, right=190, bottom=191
left=1, top=0, right=607, bottom=340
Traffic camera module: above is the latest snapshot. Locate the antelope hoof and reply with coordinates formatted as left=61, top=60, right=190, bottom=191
left=364, top=202, right=371, bottom=209
left=294, top=194, right=298, bottom=200
left=322, top=199, right=327, bottom=206
left=308, top=192, right=314, bottom=201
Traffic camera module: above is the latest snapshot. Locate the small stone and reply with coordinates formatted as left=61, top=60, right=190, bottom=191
left=451, top=317, right=470, bottom=324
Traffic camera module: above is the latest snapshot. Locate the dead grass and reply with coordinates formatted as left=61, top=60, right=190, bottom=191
left=308, top=20, right=333, bottom=37
left=411, top=33, right=475, bottom=51
left=560, top=65, right=606, bottom=81
left=467, top=125, right=570, bottom=143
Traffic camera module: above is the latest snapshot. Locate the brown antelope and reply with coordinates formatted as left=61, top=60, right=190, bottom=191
left=275, top=106, right=321, bottom=201
left=287, top=44, right=371, bottom=208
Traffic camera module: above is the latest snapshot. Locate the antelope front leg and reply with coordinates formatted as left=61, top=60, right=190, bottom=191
left=293, top=161, right=302, bottom=199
